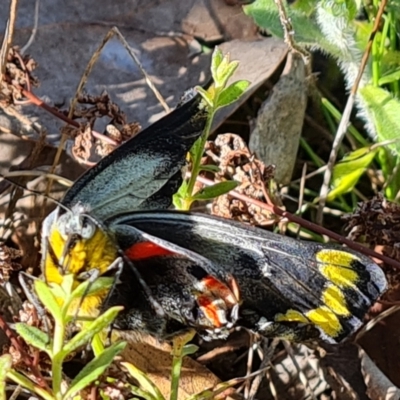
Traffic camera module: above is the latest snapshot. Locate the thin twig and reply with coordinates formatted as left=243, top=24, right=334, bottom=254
left=21, top=0, right=40, bottom=54
left=44, top=26, right=169, bottom=202
left=20, top=88, right=117, bottom=146
left=356, top=304, right=400, bottom=342
left=274, top=0, right=309, bottom=60
left=295, top=163, right=307, bottom=238
left=317, top=0, right=388, bottom=224
left=283, top=342, right=317, bottom=400
left=111, top=27, right=170, bottom=112
left=248, top=339, right=279, bottom=400
left=243, top=338, right=256, bottom=398
left=0, top=0, right=19, bottom=76
left=3, top=170, right=73, bottom=187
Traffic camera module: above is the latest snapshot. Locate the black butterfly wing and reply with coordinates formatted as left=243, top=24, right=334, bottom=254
left=109, top=211, right=387, bottom=343
left=62, top=93, right=207, bottom=220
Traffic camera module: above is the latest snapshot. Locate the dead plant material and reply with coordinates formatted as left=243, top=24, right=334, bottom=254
left=97, top=121, right=141, bottom=157
left=71, top=123, right=93, bottom=162
left=61, top=91, right=141, bottom=161
left=0, top=46, right=38, bottom=106
left=344, top=194, right=400, bottom=296
left=204, top=133, right=276, bottom=226
left=71, top=91, right=127, bottom=126
left=345, top=194, right=400, bottom=255
left=0, top=244, right=22, bottom=284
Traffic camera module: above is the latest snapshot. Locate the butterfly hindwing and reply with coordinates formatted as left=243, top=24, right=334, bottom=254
left=109, top=210, right=387, bottom=343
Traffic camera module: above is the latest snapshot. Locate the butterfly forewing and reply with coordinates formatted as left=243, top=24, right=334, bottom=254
left=62, top=93, right=207, bottom=220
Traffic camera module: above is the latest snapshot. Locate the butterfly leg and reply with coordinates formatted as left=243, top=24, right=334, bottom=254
left=18, top=271, right=51, bottom=338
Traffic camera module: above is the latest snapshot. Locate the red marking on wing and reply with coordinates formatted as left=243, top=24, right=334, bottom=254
left=201, top=275, right=239, bottom=306
left=125, top=242, right=174, bottom=261
left=196, top=294, right=224, bottom=328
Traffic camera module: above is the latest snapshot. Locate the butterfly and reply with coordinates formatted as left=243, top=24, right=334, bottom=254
left=39, top=88, right=387, bottom=344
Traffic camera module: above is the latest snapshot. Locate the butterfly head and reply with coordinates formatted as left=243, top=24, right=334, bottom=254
left=41, top=203, right=118, bottom=318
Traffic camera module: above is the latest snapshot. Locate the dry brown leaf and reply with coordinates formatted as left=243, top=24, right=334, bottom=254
left=119, top=334, right=237, bottom=400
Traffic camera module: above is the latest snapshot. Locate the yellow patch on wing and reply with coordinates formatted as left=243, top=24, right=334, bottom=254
left=322, top=285, right=350, bottom=317
left=316, top=249, right=359, bottom=288
left=275, top=309, right=309, bottom=324
left=276, top=288, right=348, bottom=339
left=306, top=306, right=343, bottom=338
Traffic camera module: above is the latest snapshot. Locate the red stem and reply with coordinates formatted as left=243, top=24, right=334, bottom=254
left=20, top=88, right=118, bottom=146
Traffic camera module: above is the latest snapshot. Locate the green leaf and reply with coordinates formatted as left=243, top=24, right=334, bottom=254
left=49, top=283, right=65, bottom=302
left=70, top=277, right=114, bottom=301
left=61, top=306, right=123, bottom=357
left=91, top=333, right=105, bottom=357
left=34, top=280, right=62, bottom=322
left=378, top=68, right=400, bottom=85
left=215, top=61, right=239, bottom=90
left=195, top=86, right=213, bottom=109
left=192, top=181, right=238, bottom=201
left=15, top=324, right=50, bottom=354
left=211, top=47, right=224, bottom=81
left=321, top=0, right=358, bottom=22
left=326, top=146, right=378, bottom=201
left=7, top=369, right=54, bottom=400
left=216, top=80, right=250, bottom=109
left=0, top=354, right=12, bottom=399
left=122, top=362, right=165, bottom=400
left=173, top=179, right=189, bottom=210
left=126, top=385, right=159, bottom=400
left=360, top=85, right=400, bottom=154
left=61, top=274, right=74, bottom=295
left=65, top=341, right=126, bottom=399
left=181, top=344, right=199, bottom=357
left=292, top=0, right=320, bottom=14
left=200, top=164, right=220, bottom=173
left=244, top=0, right=340, bottom=57
left=189, top=136, right=204, bottom=164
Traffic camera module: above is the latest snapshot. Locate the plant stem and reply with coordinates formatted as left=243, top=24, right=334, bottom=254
left=389, top=12, right=400, bottom=97
left=184, top=110, right=215, bottom=209
left=52, top=320, right=66, bottom=400
left=170, top=352, right=183, bottom=400
left=7, top=370, right=54, bottom=400
left=321, top=98, right=368, bottom=145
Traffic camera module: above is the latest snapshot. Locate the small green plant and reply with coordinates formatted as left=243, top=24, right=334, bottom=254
left=173, top=47, right=250, bottom=210
left=4, top=275, right=125, bottom=400
left=0, top=274, right=235, bottom=400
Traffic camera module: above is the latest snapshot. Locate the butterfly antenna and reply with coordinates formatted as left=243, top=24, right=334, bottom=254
left=0, top=172, right=71, bottom=214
